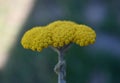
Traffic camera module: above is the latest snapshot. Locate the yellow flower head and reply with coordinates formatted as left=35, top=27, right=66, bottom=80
left=21, top=20, right=96, bottom=52
left=73, top=24, right=96, bottom=46
left=21, top=27, right=52, bottom=51
left=47, top=21, right=77, bottom=47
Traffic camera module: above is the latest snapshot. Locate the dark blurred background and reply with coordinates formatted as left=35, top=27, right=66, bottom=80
left=0, top=0, right=120, bottom=83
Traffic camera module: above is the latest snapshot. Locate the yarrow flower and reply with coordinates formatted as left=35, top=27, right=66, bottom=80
left=21, top=20, right=96, bottom=83
left=21, top=20, right=96, bottom=52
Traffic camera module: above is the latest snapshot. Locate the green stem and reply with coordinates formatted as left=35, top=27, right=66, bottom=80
left=57, top=52, right=66, bottom=83
left=54, top=50, right=66, bottom=83
left=51, top=44, right=72, bottom=83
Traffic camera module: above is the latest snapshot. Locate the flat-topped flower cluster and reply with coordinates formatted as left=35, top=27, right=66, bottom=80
left=21, top=21, right=96, bottom=52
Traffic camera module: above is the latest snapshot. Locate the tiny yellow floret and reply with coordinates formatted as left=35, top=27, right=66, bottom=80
left=21, top=20, right=96, bottom=52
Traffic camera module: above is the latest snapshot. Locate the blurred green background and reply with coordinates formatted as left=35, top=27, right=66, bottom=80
left=1, top=0, right=120, bottom=83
